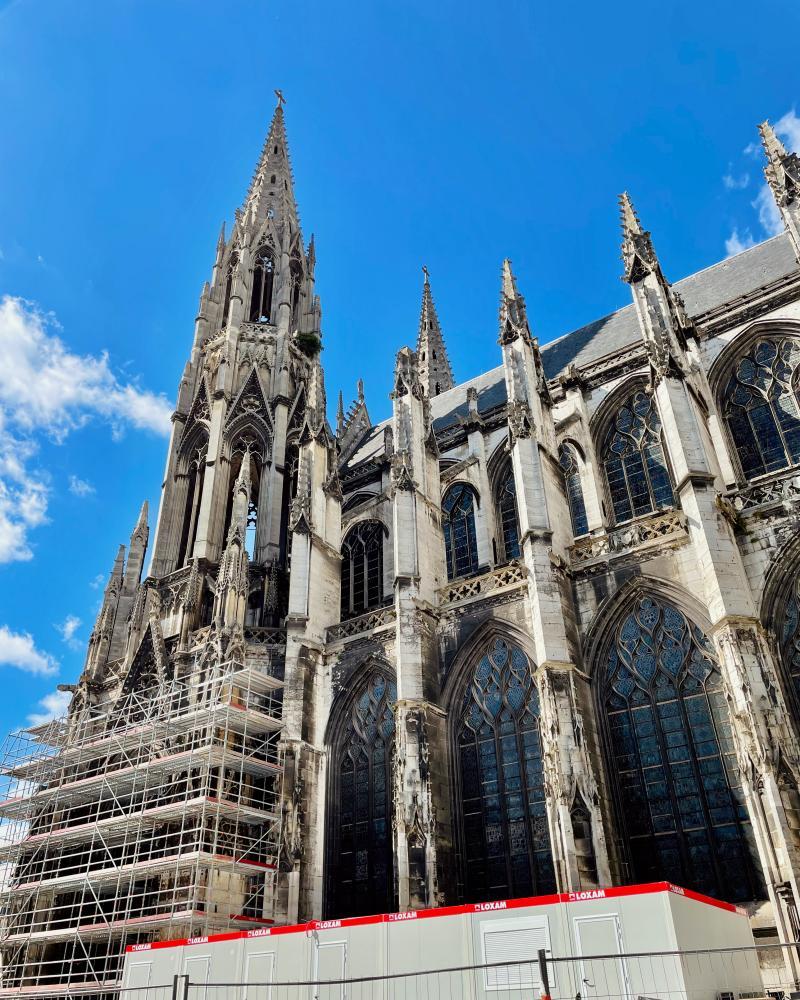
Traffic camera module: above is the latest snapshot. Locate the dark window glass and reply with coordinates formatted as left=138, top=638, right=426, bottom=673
left=496, top=464, right=520, bottom=561
left=328, top=673, right=396, bottom=918
left=443, top=483, right=479, bottom=580
left=781, top=584, right=800, bottom=710
left=290, top=258, right=303, bottom=327
left=341, top=521, right=384, bottom=619
left=558, top=443, right=589, bottom=536
left=723, top=338, right=800, bottom=481
left=603, top=391, right=674, bottom=524
left=604, top=596, right=764, bottom=903
left=455, top=638, right=556, bottom=902
left=222, top=252, right=238, bottom=327
left=249, top=247, right=275, bottom=323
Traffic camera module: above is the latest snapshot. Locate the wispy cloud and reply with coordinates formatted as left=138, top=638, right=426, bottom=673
left=55, top=614, right=82, bottom=650
left=68, top=475, right=95, bottom=497
left=89, top=572, right=105, bottom=590
left=28, top=688, right=72, bottom=727
left=0, top=626, right=58, bottom=676
left=722, top=169, right=749, bottom=191
left=725, top=229, right=756, bottom=256
left=0, top=295, right=171, bottom=562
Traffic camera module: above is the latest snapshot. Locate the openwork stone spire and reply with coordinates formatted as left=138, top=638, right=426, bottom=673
left=416, top=267, right=453, bottom=397
left=760, top=121, right=800, bottom=207
left=241, top=94, right=300, bottom=235
left=619, top=192, right=660, bottom=284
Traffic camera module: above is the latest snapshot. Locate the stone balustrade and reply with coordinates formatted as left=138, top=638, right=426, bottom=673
left=730, top=470, right=800, bottom=513
left=569, top=509, right=688, bottom=568
left=437, top=561, right=526, bottom=607
left=326, top=606, right=397, bottom=644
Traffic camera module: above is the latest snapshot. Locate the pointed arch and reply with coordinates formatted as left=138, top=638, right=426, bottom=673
left=176, top=401, right=210, bottom=569
left=445, top=624, right=556, bottom=902
left=591, top=378, right=674, bottom=525
left=558, top=439, right=589, bottom=537
left=587, top=579, right=764, bottom=903
left=249, top=245, right=276, bottom=323
left=324, top=661, right=397, bottom=918
left=442, top=481, right=480, bottom=580
left=487, top=443, right=520, bottom=564
left=340, top=519, right=387, bottom=620
left=709, top=322, right=800, bottom=483
left=759, top=532, right=800, bottom=724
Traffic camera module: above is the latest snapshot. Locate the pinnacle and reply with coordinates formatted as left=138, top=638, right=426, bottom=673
left=240, top=93, right=300, bottom=235
left=109, top=544, right=125, bottom=588
left=416, top=267, right=454, bottom=397
left=759, top=120, right=787, bottom=163
left=618, top=192, right=644, bottom=236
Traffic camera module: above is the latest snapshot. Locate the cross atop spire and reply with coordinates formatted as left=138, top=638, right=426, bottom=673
left=241, top=96, right=300, bottom=235
left=619, top=192, right=659, bottom=284
left=416, top=267, right=453, bottom=397
left=760, top=120, right=800, bottom=208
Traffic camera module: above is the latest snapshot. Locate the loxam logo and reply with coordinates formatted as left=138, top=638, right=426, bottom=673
left=247, top=929, right=272, bottom=938
left=316, top=920, right=341, bottom=930
left=567, top=890, right=606, bottom=902
left=188, top=936, right=208, bottom=945
left=388, top=911, right=417, bottom=922
left=474, top=901, right=507, bottom=911
left=130, top=944, right=151, bottom=952
left=668, top=884, right=685, bottom=895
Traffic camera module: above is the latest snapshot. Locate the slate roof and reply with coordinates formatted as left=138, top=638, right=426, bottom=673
left=343, top=233, right=799, bottom=471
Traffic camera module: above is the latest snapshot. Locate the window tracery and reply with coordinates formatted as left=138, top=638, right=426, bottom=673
left=602, top=390, right=673, bottom=524
left=442, top=483, right=479, bottom=580
left=249, top=247, right=275, bottom=323
left=603, top=596, right=763, bottom=903
left=558, top=443, right=589, bottom=537
left=327, top=672, right=396, bottom=918
left=454, top=638, right=556, bottom=902
left=781, top=579, right=800, bottom=710
left=495, top=463, right=520, bottom=562
left=722, top=337, right=800, bottom=480
left=340, top=521, right=384, bottom=620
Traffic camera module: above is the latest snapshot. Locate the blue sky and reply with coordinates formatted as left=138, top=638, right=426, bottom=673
left=0, top=0, right=798, bottom=732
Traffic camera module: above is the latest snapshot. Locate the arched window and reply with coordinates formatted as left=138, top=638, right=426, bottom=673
left=722, top=337, right=800, bottom=480
left=326, top=672, right=397, bottom=918
left=781, top=577, right=800, bottom=709
left=558, top=443, right=589, bottom=537
left=222, top=252, right=238, bottom=327
left=603, top=596, right=763, bottom=903
left=442, top=483, right=479, bottom=580
left=454, top=638, right=556, bottom=902
left=602, top=390, right=673, bottom=524
left=249, top=247, right=275, bottom=323
left=341, top=521, right=384, bottom=619
left=495, top=463, right=520, bottom=562
left=177, top=439, right=207, bottom=568
left=290, top=258, right=303, bottom=327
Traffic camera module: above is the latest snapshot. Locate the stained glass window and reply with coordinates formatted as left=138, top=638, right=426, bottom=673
left=604, top=596, right=763, bottom=903
left=603, top=390, right=674, bottom=524
left=443, top=483, right=479, bottom=580
left=455, top=638, right=556, bottom=902
left=496, top=464, right=520, bottom=562
left=328, top=673, right=397, bottom=918
left=341, top=521, right=384, bottom=619
left=558, top=443, right=589, bottom=537
left=723, top=337, right=800, bottom=481
left=249, top=247, right=275, bottom=323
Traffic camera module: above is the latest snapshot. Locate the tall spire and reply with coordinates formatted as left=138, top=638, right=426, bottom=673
left=498, top=259, right=532, bottom=345
left=241, top=93, right=299, bottom=235
left=619, top=192, right=659, bottom=284
left=415, top=267, right=453, bottom=397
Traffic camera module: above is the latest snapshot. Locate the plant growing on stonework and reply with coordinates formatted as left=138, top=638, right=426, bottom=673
left=295, top=331, right=322, bottom=357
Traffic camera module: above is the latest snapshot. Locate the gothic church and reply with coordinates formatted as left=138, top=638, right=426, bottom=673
left=3, top=99, right=800, bottom=995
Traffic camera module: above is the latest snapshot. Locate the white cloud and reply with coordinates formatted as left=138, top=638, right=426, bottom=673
left=753, top=183, right=783, bottom=237
left=0, top=295, right=171, bottom=563
left=774, top=109, right=800, bottom=153
left=722, top=170, right=749, bottom=191
left=0, top=626, right=58, bottom=676
left=743, top=141, right=761, bottom=158
left=89, top=572, right=105, bottom=590
left=68, top=475, right=95, bottom=497
left=725, top=229, right=756, bottom=257
left=55, top=615, right=81, bottom=650
left=27, top=689, right=72, bottom=727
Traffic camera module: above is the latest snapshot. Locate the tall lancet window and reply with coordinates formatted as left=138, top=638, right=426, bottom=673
left=249, top=246, right=275, bottom=323
left=781, top=577, right=800, bottom=709
left=495, top=463, right=520, bottom=562
left=341, top=521, right=384, bottom=620
left=290, top=258, right=303, bottom=328
left=177, top=439, right=207, bottom=568
left=602, top=390, right=673, bottom=524
left=327, top=672, right=397, bottom=918
left=223, top=252, right=239, bottom=327
left=722, top=337, right=800, bottom=480
left=454, top=638, right=556, bottom=902
left=558, top=442, right=589, bottom=537
left=442, top=483, right=479, bottom=580
left=603, top=596, right=763, bottom=903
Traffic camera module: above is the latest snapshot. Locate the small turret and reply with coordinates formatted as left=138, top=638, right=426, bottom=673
left=416, top=267, right=454, bottom=397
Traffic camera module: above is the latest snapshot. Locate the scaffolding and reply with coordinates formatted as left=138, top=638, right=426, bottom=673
left=0, top=655, right=284, bottom=999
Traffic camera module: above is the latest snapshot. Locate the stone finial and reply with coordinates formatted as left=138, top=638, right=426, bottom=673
left=760, top=120, right=800, bottom=207
left=498, top=259, right=532, bottom=345
left=619, top=192, right=659, bottom=284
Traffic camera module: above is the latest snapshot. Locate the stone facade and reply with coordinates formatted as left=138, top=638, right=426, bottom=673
left=7, top=103, right=800, bottom=994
